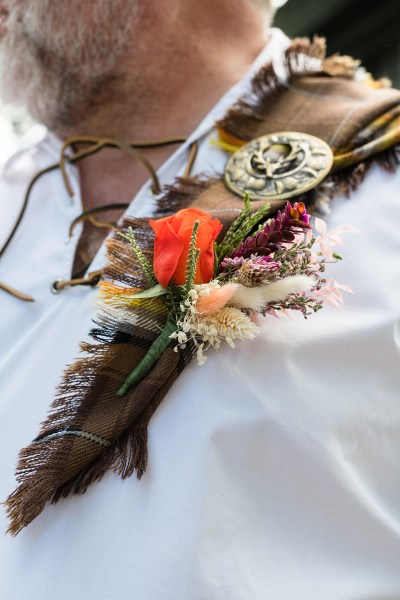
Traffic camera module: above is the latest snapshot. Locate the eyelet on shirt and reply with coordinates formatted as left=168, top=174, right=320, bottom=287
left=51, top=279, right=64, bottom=294
left=51, top=270, right=103, bottom=295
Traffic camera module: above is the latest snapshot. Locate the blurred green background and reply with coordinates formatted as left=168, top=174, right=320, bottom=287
left=275, top=0, right=400, bottom=86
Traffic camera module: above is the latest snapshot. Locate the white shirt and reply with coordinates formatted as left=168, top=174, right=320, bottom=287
left=1, top=29, right=400, bottom=600
left=0, top=114, right=16, bottom=164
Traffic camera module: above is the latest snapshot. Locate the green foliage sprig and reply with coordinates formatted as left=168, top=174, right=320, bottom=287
left=183, top=220, right=200, bottom=300
left=119, top=227, right=157, bottom=287
left=215, top=193, right=271, bottom=265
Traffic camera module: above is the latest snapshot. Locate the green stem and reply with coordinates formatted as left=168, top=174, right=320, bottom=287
left=117, top=316, right=177, bottom=397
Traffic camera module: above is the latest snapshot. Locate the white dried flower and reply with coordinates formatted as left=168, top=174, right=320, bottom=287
left=172, top=281, right=261, bottom=365
left=177, top=331, right=187, bottom=344
left=197, top=344, right=207, bottom=366
left=229, top=276, right=315, bottom=311
left=204, top=307, right=259, bottom=341
left=226, top=336, right=235, bottom=348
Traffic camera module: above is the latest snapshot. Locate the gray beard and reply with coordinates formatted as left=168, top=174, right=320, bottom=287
left=0, top=0, right=138, bottom=130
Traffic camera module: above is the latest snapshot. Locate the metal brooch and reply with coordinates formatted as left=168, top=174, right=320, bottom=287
left=224, top=131, right=334, bottom=201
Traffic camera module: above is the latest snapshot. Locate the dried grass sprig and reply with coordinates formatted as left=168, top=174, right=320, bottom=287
left=119, top=227, right=157, bottom=287
left=215, top=194, right=271, bottom=264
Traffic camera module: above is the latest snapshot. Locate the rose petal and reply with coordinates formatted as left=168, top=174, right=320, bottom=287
left=150, top=219, right=184, bottom=287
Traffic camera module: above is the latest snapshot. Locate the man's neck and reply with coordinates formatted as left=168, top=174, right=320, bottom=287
left=60, top=1, right=270, bottom=209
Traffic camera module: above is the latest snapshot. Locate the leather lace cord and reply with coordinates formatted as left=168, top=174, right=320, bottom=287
left=51, top=269, right=103, bottom=293
left=0, top=136, right=199, bottom=301
left=68, top=204, right=131, bottom=237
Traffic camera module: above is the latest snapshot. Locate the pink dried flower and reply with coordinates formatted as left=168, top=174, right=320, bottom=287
left=196, top=283, right=239, bottom=316
left=311, top=278, right=353, bottom=307
left=313, top=218, right=361, bottom=260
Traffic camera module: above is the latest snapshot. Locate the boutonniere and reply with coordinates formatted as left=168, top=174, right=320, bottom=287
left=99, top=194, right=352, bottom=396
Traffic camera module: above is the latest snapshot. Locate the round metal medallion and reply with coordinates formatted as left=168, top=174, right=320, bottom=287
left=224, top=131, right=334, bottom=201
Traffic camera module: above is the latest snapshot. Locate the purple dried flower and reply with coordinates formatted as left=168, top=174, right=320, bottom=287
left=230, top=201, right=311, bottom=260
left=236, top=256, right=281, bottom=286
left=220, top=256, right=245, bottom=270
left=250, top=255, right=280, bottom=271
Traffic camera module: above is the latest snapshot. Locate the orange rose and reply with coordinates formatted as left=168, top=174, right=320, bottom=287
left=149, top=208, right=223, bottom=287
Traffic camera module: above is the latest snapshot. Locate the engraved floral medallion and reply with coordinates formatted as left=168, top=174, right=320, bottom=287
left=224, top=131, right=334, bottom=201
